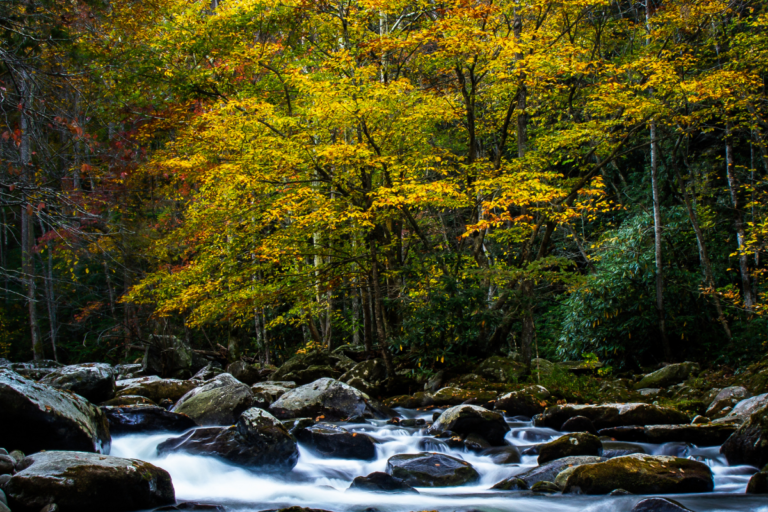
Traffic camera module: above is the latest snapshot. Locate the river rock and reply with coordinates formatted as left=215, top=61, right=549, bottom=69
left=252, top=382, right=293, bottom=403
left=1, top=360, right=63, bottom=380
left=561, top=415, right=597, bottom=434
left=430, top=387, right=497, bottom=407
left=562, top=454, right=714, bottom=495
left=172, top=373, right=254, bottom=426
left=269, top=378, right=389, bottom=420
left=340, top=359, right=387, bottom=395
left=383, top=392, right=434, bottom=409
left=347, top=472, right=418, bottom=494
left=720, top=404, right=768, bottom=467
left=481, top=446, right=521, bottom=464
left=706, top=386, right=751, bottom=418
left=475, top=356, right=526, bottom=383
left=534, top=403, right=689, bottom=430
left=634, top=362, right=700, bottom=390
left=494, top=385, right=550, bottom=417
left=116, top=376, right=196, bottom=403
left=4, top=451, right=174, bottom=512
left=0, top=368, right=110, bottom=454
left=293, top=423, right=376, bottom=460
left=142, top=334, right=206, bottom=379
left=226, top=361, right=262, bottom=386
left=601, top=441, right=646, bottom=458
left=631, top=498, right=694, bottom=512
left=103, top=405, right=198, bottom=434
left=746, top=465, right=768, bottom=494
left=157, top=408, right=298, bottom=472
left=538, top=432, right=602, bottom=464
left=490, top=477, right=528, bottom=490
left=713, top=393, right=768, bottom=424
left=513, top=456, right=606, bottom=487
left=428, top=404, right=509, bottom=445
left=598, top=423, right=736, bottom=445
left=386, top=453, right=479, bottom=487
left=102, top=395, right=157, bottom=406
left=271, top=351, right=343, bottom=385
left=115, top=364, right=143, bottom=380
left=39, top=363, right=117, bottom=403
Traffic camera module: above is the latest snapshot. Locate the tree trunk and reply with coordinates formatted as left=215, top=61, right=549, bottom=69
left=38, top=217, right=58, bottom=361
left=725, top=125, right=754, bottom=310
left=650, top=121, right=670, bottom=360
left=370, top=238, right=395, bottom=383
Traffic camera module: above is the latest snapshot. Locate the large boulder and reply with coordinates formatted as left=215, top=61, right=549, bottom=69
left=598, top=423, right=736, bottom=446
left=503, top=456, right=605, bottom=488
left=386, top=453, right=479, bottom=487
left=103, top=405, right=198, bottom=434
left=4, top=451, right=174, bottom=512
left=157, top=408, right=298, bottom=472
left=347, top=472, right=418, bottom=494
left=534, top=403, right=689, bottom=430
left=0, top=368, right=110, bottom=454
left=713, top=393, right=768, bottom=424
left=475, top=356, right=526, bottom=383
left=634, top=362, right=700, bottom=390
left=562, top=454, right=714, bottom=495
left=705, top=386, right=751, bottom=418
left=720, top=404, right=768, bottom=468
left=430, top=387, right=497, bottom=407
left=1, top=360, right=62, bottom=380
left=39, top=363, right=116, bottom=403
left=115, top=377, right=196, bottom=403
left=427, top=404, right=509, bottom=446
left=226, top=361, right=262, bottom=386
left=269, top=378, right=389, bottom=420
left=537, top=433, right=602, bottom=464
left=494, top=385, right=551, bottom=417
left=293, top=423, right=376, bottom=460
left=171, top=373, right=254, bottom=426
left=142, top=334, right=205, bottom=379
left=340, top=359, right=387, bottom=396
left=252, top=382, right=294, bottom=404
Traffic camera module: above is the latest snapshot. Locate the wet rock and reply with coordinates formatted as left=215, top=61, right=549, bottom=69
left=172, top=373, right=254, bottom=426
left=713, top=393, right=768, bottom=424
left=1, top=360, right=62, bottom=381
left=0, top=368, right=110, bottom=454
left=282, top=417, right=315, bottom=434
left=116, top=377, right=196, bottom=403
left=103, top=405, right=198, bottom=434
left=115, top=364, right=143, bottom=380
left=102, top=395, right=157, bottom=406
left=538, top=433, right=602, bottom=464
left=0, top=454, right=13, bottom=475
left=599, top=423, right=736, bottom=446
left=746, top=464, right=768, bottom=494
left=293, top=423, right=376, bottom=460
left=705, top=386, right=751, bottom=418
left=383, top=392, right=434, bottom=409
left=252, top=383, right=294, bottom=403
left=5, top=451, right=174, bottom=512
left=530, top=481, right=560, bottom=493
left=226, top=361, right=262, bottom=386
left=269, top=378, right=389, bottom=421
left=561, top=415, right=597, bottom=434
left=481, top=446, right=521, bottom=464
left=475, top=356, right=526, bottom=383
left=562, top=454, right=714, bottom=495
left=494, top=386, right=550, bottom=417
left=430, top=388, right=497, bottom=408
left=601, top=441, right=646, bottom=459
left=631, top=497, right=694, bottom=512
left=720, top=404, right=768, bottom=467
left=39, top=363, right=116, bottom=403
left=347, top=472, right=418, bottom=494
left=534, top=403, right=689, bottom=430
left=635, top=362, right=700, bottom=390
left=386, top=453, right=479, bottom=487
left=490, top=477, right=528, bottom=490
left=191, top=363, right=224, bottom=382
left=514, top=456, right=606, bottom=487
left=142, top=334, right=206, bottom=379
left=428, top=404, right=509, bottom=446
left=157, top=408, right=298, bottom=473
left=462, top=433, right=491, bottom=452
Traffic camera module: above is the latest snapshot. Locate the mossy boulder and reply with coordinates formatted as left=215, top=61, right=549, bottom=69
left=40, top=363, right=116, bottom=403
left=720, top=404, right=768, bottom=468
left=512, top=456, right=605, bottom=488
left=634, top=362, right=700, bottom=390
left=562, top=454, right=714, bottom=495
left=431, top=387, right=497, bottom=407
left=269, top=377, right=390, bottom=420
left=340, top=358, right=387, bottom=395
left=252, top=382, right=294, bottom=404
left=115, top=377, right=196, bottom=403
left=271, top=350, right=350, bottom=385
left=5, top=451, right=174, bottom=512
left=226, top=361, right=262, bottom=385
left=494, top=385, right=550, bottom=417
left=428, top=404, right=509, bottom=445
left=538, top=432, right=602, bottom=464
left=386, top=452, right=479, bottom=487
left=0, top=368, right=110, bottom=455
left=598, top=423, right=736, bottom=445
left=475, top=356, right=526, bottom=383
left=383, top=392, right=434, bottom=409
left=535, top=403, right=689, bottom=430
left=172, top=373, right=254, bottom=426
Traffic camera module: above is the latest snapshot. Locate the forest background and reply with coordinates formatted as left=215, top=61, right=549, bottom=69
left=1, top=0, right=767, bottom=381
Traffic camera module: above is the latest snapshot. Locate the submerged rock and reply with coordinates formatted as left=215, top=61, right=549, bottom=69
left=562, top=454, right=713, bottom=495
left=172, top=373, right=254, bottom=426
left=598, top=423, right=736, bottom=446
left=269, top=378, right=389, bottom=420
left=0, top=368, right=110, bottom=454
left=494, top=385, right=551, bottom=417
left=103, top=405, right=198, bottom=434
left=116, top=377, right=196, bottom=403
left=40, top=363, right=116, bottom=403
left=720, top=404, right=768, bottom=468
left=293, top=423, right=376, bottom=460
left=635, top=362, right=700, bottom=390
left=347, top=472, right=418, bottom=494
left=5, top=451, right=174, bottom=512
left=428, top=404, right=510, bottom=446
left=537, top=432, right=602, bottom=464
left=157, top=408, right=298, bottom=473
left=386, top=452, right=479, bottom=487
left=534, top=403, right=689, bottom=430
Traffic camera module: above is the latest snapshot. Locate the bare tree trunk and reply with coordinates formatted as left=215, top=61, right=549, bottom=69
left=352, top=281, right=361, bottom=345
left=725, top=125, right=754, bottom=310
left=361, top=279, right=373, bottom=356
left=370, top=239, right=395, bottom=382
left=38, top=217, right=58, bottom=360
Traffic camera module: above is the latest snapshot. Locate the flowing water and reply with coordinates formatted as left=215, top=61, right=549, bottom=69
left=111, top=408, right=767, bottom=512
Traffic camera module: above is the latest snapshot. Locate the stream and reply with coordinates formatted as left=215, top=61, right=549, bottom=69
left=111, top=408, right=767, bottom=512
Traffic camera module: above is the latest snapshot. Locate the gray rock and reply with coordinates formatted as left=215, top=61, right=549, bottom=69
left=142, top=334, right=205, bottom=379
left=40, top=363, right=116, bottom=403
left=340, top=359, right=387, bottom=395
left=269, top=378, right=389, bottom=420
left=538, top=433, right=602, bottom=464
left=116, top=376, right=196, bottom=403
left=0, top=368, right=110, bottom=454
left=191, top=362, right=224, bottom=382
left=713, top=393, right=768, bottom=424
left=706, top=386, right=751, bottom=418
left=114, top=364, right=143, bottom=380
left=634, top=362, right=700, bottom=389
left=293, top=423, right=376, bottom=460
left=720, top=404, right=768, bottom=468
left=172, top=373, right=254, bottom=426
left=1, top=360, right=62, bottom=381
left=5, top=451, right=174, bottom=512
left=101, top=395, right=157, bottom=407
left=428, top=404, right=510, bottom=446
left=386, top=453, right=479, bottom=487
left=226, top=361, right=261, bottom=386
left=534, top=403, right=689, bottom=430
left=495, top=385, right=550, bottom=417
left=514, top=456, right=606, bottom=487
left=480, top=446, right=521, bottom=464
left=252, top=383, right=293, bottom=403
